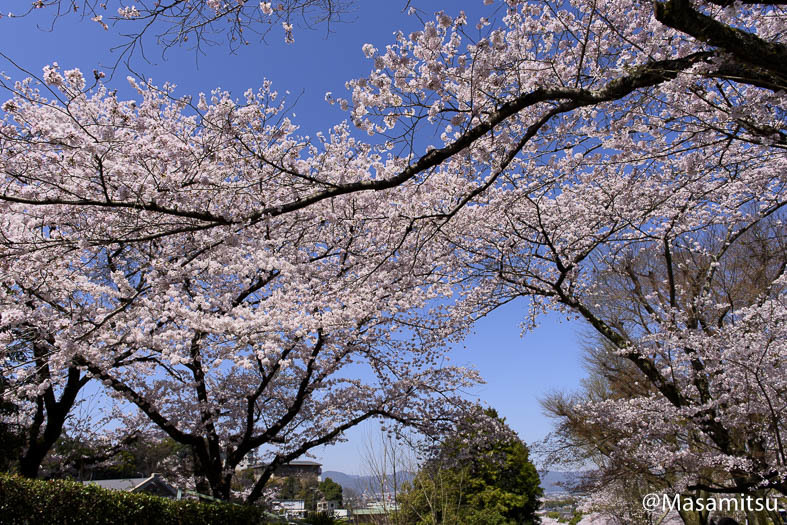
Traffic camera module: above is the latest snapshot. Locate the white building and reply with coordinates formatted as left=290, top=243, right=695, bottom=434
left=317, top=499, right=339, bottom=513
left=272, top=499, right=308, bottom=519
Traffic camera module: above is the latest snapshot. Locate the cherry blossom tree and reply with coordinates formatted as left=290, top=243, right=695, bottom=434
left=0, top=182, right=154, bottom=479
left=446, top=84, right=786, bottom=495
left=0, top=322, right=89, bottom=478
left=1, top=0, right=781, bottom=248
left=339, top=0, right=783, bottom=497
left=76, top=197, right=480, bottom=503
left=1, top=0, right=785, bottom=505
left=0, top=68, right=484, bottom=500
left=324, top=0, right=783, bottom=500
left=542, top=339, right=733, bottom=525
left=425, top=0, right=786, bottom=496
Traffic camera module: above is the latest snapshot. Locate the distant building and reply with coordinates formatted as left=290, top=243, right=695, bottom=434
left=351, top=501, right=400, bottom=523
left=366, top=501, right=399, bottom=512
left=82, top=473, right=178, bottom=499
left=244, top=460, right=323, bottom=481
left=317, top=498, right=339, bottom=513
left=271, top=460, right=322, bottom=480
left=272, top=499, right=308, bottom=519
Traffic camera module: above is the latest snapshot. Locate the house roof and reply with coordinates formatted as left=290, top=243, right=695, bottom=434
left=353, top=509, right=388, bottom=515
left=272, top=499, right=306, bottom=510
left=247, top=460, right=322, bottom=469
left=84, top=477, right=149, bottom=491
left=82, top=473, right=176, bottom=495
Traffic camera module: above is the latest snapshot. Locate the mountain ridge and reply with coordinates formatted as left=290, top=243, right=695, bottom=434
left=320, top=470, right=582, bottom=496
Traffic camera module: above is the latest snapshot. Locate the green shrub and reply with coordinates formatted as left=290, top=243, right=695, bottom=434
left=304, top=511, right=338, bottom=525
left=0, top=473, right=268, bottom=524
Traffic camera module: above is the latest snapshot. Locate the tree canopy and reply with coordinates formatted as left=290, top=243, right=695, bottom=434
left=318, top=477, right=343, bottom=505
left=398, top=409, right=542, bottom=525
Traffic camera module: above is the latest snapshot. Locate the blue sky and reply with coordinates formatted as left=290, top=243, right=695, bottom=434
left=1, top=0, right=588, bottom=473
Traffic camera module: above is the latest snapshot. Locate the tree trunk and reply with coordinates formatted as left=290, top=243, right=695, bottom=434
left=18, top=366, right=87, bottom=478
left=18, top=445, right=46, bottom=478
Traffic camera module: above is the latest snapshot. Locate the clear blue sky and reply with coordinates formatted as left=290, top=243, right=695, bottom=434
left=0, top=0, right=588, bottom=473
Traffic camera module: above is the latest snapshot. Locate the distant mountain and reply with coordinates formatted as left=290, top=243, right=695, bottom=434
left=322, top=470, right=414, bottom=495
left=323, top=470, right=583, bottom=496
left=539, top=471, right=584, bottom=495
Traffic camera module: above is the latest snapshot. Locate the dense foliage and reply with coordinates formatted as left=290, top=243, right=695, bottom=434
left=318, top=477, right=343, bottom=506
left=0, top=473, right=268, bottom=525
left=397, top=410, right=542, bottom=525
left=273, top=476, right=318, bottom=510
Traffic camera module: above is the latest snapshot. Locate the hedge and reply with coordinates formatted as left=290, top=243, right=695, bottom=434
left=0, top=474, right=271, bottom=524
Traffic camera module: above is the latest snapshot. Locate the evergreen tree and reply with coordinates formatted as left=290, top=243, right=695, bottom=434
left=398, top=409, right=542, bottom=525
left=318, top=477, right=343, bottom=505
